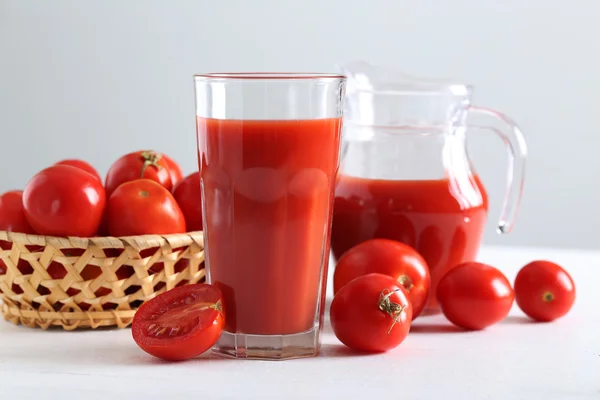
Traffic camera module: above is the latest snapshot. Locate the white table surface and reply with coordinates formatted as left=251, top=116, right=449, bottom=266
left=1, top=245, right=599, bottom=400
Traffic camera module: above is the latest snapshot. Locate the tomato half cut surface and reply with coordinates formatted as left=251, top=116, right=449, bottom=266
left=132, top=284, right=225, bottom=361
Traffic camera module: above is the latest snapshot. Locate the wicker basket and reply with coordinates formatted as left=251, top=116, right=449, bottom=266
left=0, top=230, right=205, bottom=330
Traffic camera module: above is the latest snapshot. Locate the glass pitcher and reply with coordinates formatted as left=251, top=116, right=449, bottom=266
left=331, top=61, right=527, bottom=313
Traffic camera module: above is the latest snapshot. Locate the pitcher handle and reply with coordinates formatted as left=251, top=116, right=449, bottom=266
left=467, top=106, right=527, bottom=234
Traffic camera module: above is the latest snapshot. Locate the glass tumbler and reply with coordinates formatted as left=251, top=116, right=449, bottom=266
left=194, top=73, right=346, bottom=360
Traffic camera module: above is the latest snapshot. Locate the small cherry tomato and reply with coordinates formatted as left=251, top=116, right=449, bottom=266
left=132, top=283, right=224, bottom=361
left=330, top=273, right=412, bottom=353
left=105, top=150, right=173, bottom=196
left=172, top=172, right=203, bottom=231
left=23, top=165, right=106, bottom=237
left=161, top=154, right=184, bottom=188
left=436, top=262, right=514, bottom=330
left=0, top=190, right=35, bottom=234
left=514, top=260, right=575, bottom=322
left=55, top=159, right=102, bottom=182
left=107, top=179, right=186, bottom=236
left=334, top=239, right=430, bottom=319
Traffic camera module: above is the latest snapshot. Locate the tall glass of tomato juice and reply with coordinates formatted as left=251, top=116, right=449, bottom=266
left=194, top=73, right=346, bottom=360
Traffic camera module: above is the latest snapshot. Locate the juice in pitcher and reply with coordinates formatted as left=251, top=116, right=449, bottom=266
left=332, top=175, right=489, bottom=310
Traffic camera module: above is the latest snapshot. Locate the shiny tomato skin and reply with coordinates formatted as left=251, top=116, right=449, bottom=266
left=0, top=190, right=35, bottom=234
left=105, top=151, right=173, bottom=196
left=162, top=154, right=184, bottom=188
left=514, top=260, right=575, bottom=322
left=55, top=159, right=102, bottom=182
left=436, top=262, right=514, bottom=330
left=107, top=179, right=186, bottom=237
left=333, top=239, right=430, bottom=320
left=330, top=273, right=412, bottom=353
left=23, top=165, right=106, bottom=237
left=132, top=284, right=224, bottom=361
left=172, top=172, right=203, bottom=231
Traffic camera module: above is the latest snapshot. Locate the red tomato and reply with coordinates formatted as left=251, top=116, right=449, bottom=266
left=514, top=260, right=575, bottom=322
left=0, top=190, right=35, bottom=234
left=107, top=179, right=186, bottom=236
left=172, top=172, right=203, bottom=231
left=131, top=283, right=224, bottom=361
left=436, top=262, right=514, bottom=330
left=105, top=150, right=173, bottom=196
left=23, top=165, right=106, bottom=237
left=330, top=273, right=412, bottom=353
left=162, top=154, right=184, bottom=187
left=333, top=239, right=430, bottom=320
left=55, top=159, right=102, bottom=182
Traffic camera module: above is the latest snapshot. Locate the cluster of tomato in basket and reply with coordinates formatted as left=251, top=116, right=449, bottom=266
left=0, top=150, right=203, bottom=239
left=129, top=238, right=576, bottom=362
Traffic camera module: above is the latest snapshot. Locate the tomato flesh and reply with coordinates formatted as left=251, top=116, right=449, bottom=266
left=436, top=262, right=514, bottom=330
left=132, top=284, right=224, bottom=361
left=330, top=273, right=412, bottom=353
left=333, top=239, right=430, bottom=320
left=514, top=260, right=575, bottom=322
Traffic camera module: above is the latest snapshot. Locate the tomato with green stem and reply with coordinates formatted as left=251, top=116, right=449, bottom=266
left=333, top=239, right=430, bottom=319
left=132, top=284, right=225, bottom=361
left=514, top=260, right=575, bottom=322
left=105, top=150, right=173, bottom=196
left=330, top=273, right=412, bottom=353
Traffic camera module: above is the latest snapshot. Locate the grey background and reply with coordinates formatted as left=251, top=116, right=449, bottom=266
left=1, top=0, right=597, bottom=249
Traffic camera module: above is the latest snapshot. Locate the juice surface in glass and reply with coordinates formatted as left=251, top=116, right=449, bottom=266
left=331, top=174, right=489, bottom=309
left=198, top=117, right=341, bottom=335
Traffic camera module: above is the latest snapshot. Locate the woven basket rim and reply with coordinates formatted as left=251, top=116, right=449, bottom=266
left=0, top=230, right=204, bottom=251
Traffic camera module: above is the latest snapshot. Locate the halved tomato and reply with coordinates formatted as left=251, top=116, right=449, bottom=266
left=131, top=284, right=224, bottom=361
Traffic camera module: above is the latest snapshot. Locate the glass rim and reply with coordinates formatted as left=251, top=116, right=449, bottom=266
left=194, top=72, right=346, bottom=81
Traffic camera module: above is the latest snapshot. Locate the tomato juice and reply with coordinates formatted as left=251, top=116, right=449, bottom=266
left=198, top=117, right=341, bottom=335
left=331, top=175, right=488, bottom=310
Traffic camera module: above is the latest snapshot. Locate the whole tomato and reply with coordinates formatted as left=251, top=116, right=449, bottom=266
left=514, top=260, right=575, bottom=322
left=105, top=151, right=173, bottom=196
left=330, top=273, right=412, bottom=353
left=55, top=159, right=102, bottom=182
left=0, top=190, right=35, bottom=234
left=162, top=154, right=184, bottom=188
left=436, top=262, right=514, bottom=330
left=107, top=179, right=186, bottom=236
left=23, top=165, right=106, bottom=237
left=333, top=239, right=430, bottom=319
left=172, top=172, right=203, bottom=231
